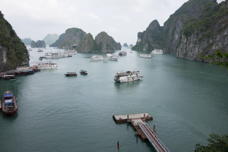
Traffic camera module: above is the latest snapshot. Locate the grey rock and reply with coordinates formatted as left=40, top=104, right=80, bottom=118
left=77, top=33, right=96, bottom=53
left=31, top=40, right=46, bottom=48
left=51, top=28, right=86, bottom=49
left=94, top=32, right=121, bottom=53
left=0, top=11, right=29, bottom=72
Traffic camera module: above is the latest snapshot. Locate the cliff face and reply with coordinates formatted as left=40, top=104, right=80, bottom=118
left=133, top=20, right=164, bottom=52
left=95, top=32, right=121, bottom=53
left=163, top=0, right=218, bottom=55
left=77, top=32, right=121, bottom=53
left=133, top=0, right=227, bottom=63
left=77, top=33, right=96, bottom=53
left=31, top=40, right=46, bottom=48
left=176, top=0, right=228, bottom=61
left=0, top=11, right=29, bottom=72
left=51, top=28, right=86, bottom=49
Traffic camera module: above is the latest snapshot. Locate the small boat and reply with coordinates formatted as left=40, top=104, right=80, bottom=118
left=139, top=54, right=152, bottom=58
left=0, top=74, right=15, bottom=80
left=37, top=62, right=58, bottom=70
left=1, top=91, right=18, bottom=115
left=114, top=71, right=143, bottom=83
left=37, top=49, right=43, bottom=52
left=151, top=49, right=163, bottom=55
left=109, top=55, right=118, bottom=61
left=80, top=70, right=88, bottom=76
left=118, top=51, right=127, bottom=56
left=39, top=56, right=47, bottom=61
left=90, top=55, right=104, bottom=62
left=65, top=72, right=77, bottom=77
left=15, top=67, right=35, bottom=76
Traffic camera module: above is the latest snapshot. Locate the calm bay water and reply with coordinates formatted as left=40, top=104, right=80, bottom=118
left=0, top=49, right=228, bottom=152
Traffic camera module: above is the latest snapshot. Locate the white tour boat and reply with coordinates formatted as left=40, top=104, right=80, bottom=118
left=114, top=71, right=143, bottom=83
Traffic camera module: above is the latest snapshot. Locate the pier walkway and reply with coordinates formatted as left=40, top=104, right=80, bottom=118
left=113, top=113, right=170, bottom=152
left=139, top=123, right=169, bottom=152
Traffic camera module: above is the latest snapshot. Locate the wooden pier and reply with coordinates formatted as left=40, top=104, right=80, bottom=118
left=113, top=113, right=170, bottom=152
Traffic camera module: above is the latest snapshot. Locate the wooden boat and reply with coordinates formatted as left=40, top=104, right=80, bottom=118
left=65, top=72, right=77, bottom=77
left=0, top=74, right=16, bottom=80
left=1, top=91, right=18, bottom=115
left=118, top=51, right=127, bottom=56
left=80, top=70, right=88, bottom=76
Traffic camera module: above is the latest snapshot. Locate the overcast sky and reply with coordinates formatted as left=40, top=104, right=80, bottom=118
left=0, top=0, right=224, bottom=44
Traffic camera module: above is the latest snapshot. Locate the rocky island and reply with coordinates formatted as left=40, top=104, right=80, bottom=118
left=133, top=0, right=228, bottom=65
left=0, top=11, right=29, bottom=72
left=51, top=28, right=87, bottom=49
left=31, top=40, right=46, bottom=48
left=51, top=28, right=121, bottom=53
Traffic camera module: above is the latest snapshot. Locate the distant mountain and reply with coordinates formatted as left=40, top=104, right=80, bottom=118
left=0, top=11, right=29, bottom=72
left=123, top=43, right=128, bottom=48
left=43, top=34, right=59, bottom=45
left=133, top=0, right=228, bottom=64
left=22, top=38, right=33, bottom=45
left=51, top=28, right=86, bottom=49
left=31, top=40, right=46, bottom=48
left=94, top=32, right=121, bottom=53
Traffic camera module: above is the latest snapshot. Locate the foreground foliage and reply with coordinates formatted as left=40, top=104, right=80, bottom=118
left=195, top=134, right=228, bottom=152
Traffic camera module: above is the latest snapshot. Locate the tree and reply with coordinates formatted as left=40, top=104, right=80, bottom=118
left=194, top=134, right=228, bottom=152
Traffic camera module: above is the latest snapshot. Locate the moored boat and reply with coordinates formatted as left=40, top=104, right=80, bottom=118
left=80, top=70, right=88, bottom=76
left=151, top=49, right=163, bottom=55
left=114, top=71, right=143, bottom=83
left=139, top=54, right=152, bottom=58
left=1, top=91, right=18, bottom=115
left=37, top=49, right=43, bottom=52
left=109, top=55, right=118, bottom=61
left=0, top=74, right=16, bottom=80
left=118, top=51, right=127, bottom=56
left=65, top=72, right=77, bottom=77
left=90, top=55, right=104, bottom=62
left=37, top=62, right=58, bottom=70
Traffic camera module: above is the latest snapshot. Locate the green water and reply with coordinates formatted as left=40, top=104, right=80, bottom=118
left=0, top=50, right=228, bottom=152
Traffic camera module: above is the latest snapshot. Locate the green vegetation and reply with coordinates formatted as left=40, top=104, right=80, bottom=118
left=0, top=11, right=29, bottom=71
left=183, top=1, right=228, bottom=37
left=202, top=50, right=228, bottom=67
left=195, top=134, right=228, bottom=152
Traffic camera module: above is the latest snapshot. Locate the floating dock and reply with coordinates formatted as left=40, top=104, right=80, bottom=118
left=113, top=113, right=170, bottom=152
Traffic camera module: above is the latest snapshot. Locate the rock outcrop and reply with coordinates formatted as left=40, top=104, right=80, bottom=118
left=133, top=20, right=164, bottom=52
left=31, top=40, right=46, bottom=48
left=43, top=34, right=59, bottom=45
left=176, top=0, right=228, bottom=62
left=51, top=28, right=86, bottom=49
left=0, top=11, right=29, bottom=72
left=133, top=0, right=228, bottom=63
left=94, top=32, right=121, bottom=53
left=77, top=33, right=96, bottom=53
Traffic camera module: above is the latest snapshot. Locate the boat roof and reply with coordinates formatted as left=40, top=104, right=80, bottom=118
left=3, top=93, right=13, bottom=97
